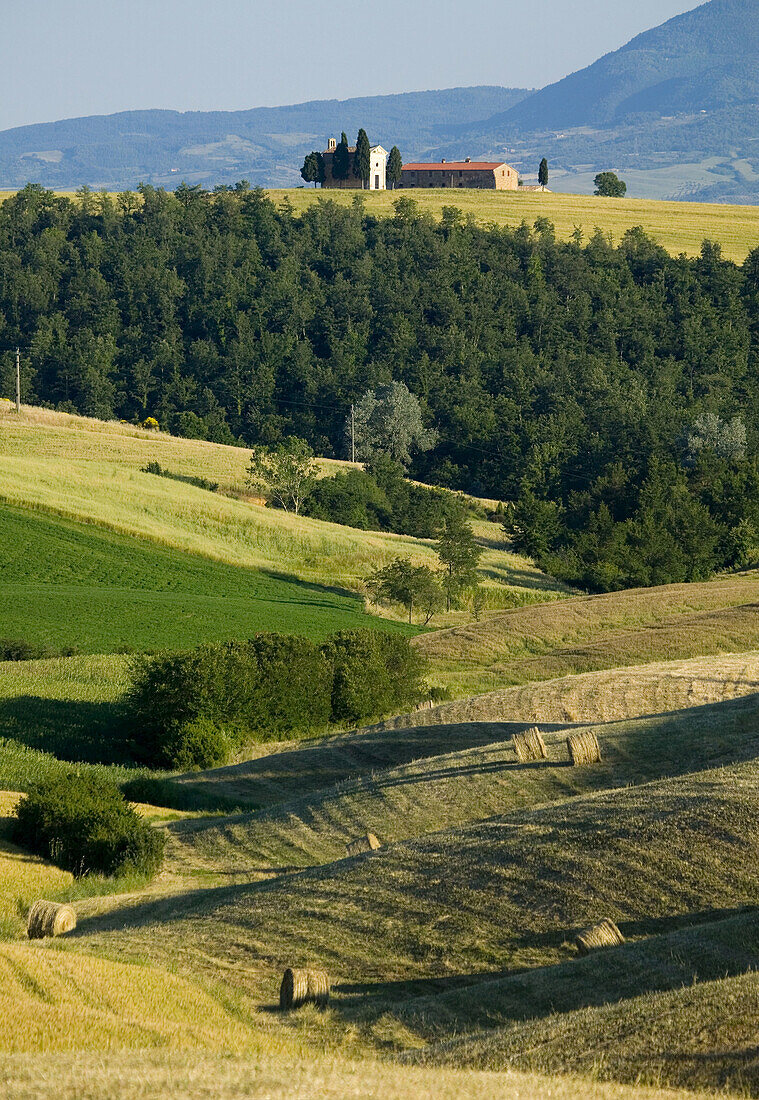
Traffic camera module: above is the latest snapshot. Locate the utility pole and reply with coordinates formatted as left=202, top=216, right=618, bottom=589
left=15, top=348, right=20, bottom=413
left=350, top=403, right=355, bottom=464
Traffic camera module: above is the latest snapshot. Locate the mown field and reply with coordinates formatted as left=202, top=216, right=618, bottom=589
left=4, top=405, right=759, bottom=1099
left=276, top=188, right=759, bottom=263
left=416, top=573, right=759, bottom=695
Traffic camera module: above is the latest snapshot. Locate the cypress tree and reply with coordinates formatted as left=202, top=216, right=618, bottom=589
left=387, top=146, right=403, bottom=189
left=301, top=152, right=319, bottom=187
left=354, top=129, right=371, bottom=188
left=538, top=157, right=549, bottom=188
left=332, top=132, right=351, bottom=181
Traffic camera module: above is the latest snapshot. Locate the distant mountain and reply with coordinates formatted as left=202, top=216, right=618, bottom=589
left=496, top=0, right=759, bottom=131
left=2, top=0, right=758, bottom=202
left=0, top=87, right=530, bottom=192
left=436, top=0, right=759, bottom=202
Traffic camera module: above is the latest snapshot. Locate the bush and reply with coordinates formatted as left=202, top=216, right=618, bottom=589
left=302, top=457, right=463, bottom=538
left=141, top=461, right=218, bottom=492
left=128, top=630, right=424, bottom=768
left=322, top=629, right=426, bottom=725
left=0, top=638, right=79, bottom=661
left=129, top=635, right=332, bottom=768
left=13, top=772, right=165, bottom=878
left=160, top=717, right=232, bottom=771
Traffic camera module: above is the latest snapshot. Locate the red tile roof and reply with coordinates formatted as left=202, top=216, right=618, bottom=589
left=402, top=162, right=507, bottom=172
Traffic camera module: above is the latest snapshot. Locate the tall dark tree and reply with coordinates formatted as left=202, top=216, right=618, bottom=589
left=387, top=146, right=403, bottom=189
left=332, top=132, right=351, bottom=181
left=354, top=129, right=371, bottom=188
left=538, top=158, right=549, bottom=188
left=300, top=151, right=325, bottom=188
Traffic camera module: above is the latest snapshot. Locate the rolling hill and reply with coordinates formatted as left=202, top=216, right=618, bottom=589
left=4, top=402, right=759, bottom=1099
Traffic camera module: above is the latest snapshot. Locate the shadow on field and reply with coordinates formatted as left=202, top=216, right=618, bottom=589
left=329, top=909, right=759, bottom=1028
left=0, top=695, right=134, bottom=764
left=257, top=566, right=369, bottom=608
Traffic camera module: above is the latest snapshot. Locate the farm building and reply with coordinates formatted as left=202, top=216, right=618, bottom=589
left=322, top=138, right=388, bottom=190
left=400, top=158, right=519, bottom=190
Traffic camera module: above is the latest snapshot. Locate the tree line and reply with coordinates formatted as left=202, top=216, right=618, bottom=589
left=4, top=182, right=759, bottom=590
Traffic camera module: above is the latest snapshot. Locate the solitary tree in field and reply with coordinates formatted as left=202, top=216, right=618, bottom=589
left=332, top=132, right=351, bottom=181
left=436, top=513, right=482, bottom=611
left=348, top=381, right=437, bottom=466
left=366, top=558, right=444, bottom=624
left=387, top=146, right=403, bottom=189
left=301, top=151, right=325, bottom=188
left=246, top=437, right=317, bottom=514
left=354, top=129, right=371, bottom=188
left=538, top=158, right=549, bottom=188
left=594, top=171, right=627, bottom=197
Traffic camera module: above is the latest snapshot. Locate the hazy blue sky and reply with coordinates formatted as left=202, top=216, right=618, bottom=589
left=0, top=0, right=699, bottom=131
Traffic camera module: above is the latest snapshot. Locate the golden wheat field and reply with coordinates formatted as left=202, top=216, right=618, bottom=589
left=0, top=1050, right=718, bottom=1100
left=276, top=188, right=759, bottom=263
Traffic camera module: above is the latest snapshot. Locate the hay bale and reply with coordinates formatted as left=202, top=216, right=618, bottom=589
left=513, top=726, right=548, bottom=763
left=279, top=967, right=330, bottom=1010
left=345, top=833, right=381, bottom=858
left=27, top=900, right=76, bottom=939
left=575, top=917, right=625, bottom=956
left=567, top=730, right=601, bottom=766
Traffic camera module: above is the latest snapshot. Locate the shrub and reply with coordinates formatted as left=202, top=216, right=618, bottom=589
left=128, top=635, right=332, bottom=768
left=142, top=416, right=159, bottom=431
left=0, top=638, right=50, bottom=661
left=0, top=638, right=80, bottom=661
left=160, top=717, right=233, bottom=771
left=302, top=457, right=463, bottom=538
left=141, top=461, right=218, bottom=492
left=322, top=629, right=426, bottom=725
left=247, top=633, right=332, bottom=735
left=13, top=772, right=165, bottom=878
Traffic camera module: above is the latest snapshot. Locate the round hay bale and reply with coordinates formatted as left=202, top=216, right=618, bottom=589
left=27, top=900, right=76, bottom=940
left=575, top=917, right=625, bottom=956
left=345, top=833, right=381, bottom=858
left=513, top=727, right=548, bottom=764
left=567, top=730, right=601, bottom=766
left=279, top=967, right=330, bottom=1010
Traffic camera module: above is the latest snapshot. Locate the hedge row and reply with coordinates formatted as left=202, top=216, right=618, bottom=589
left=129, top=629, right=425, bottom=769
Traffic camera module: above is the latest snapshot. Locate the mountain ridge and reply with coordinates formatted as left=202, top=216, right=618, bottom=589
left=2, top=1, right=759, bottom=201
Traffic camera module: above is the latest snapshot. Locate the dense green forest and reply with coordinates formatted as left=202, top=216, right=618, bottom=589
left=4, top=182, right=759, bottom=591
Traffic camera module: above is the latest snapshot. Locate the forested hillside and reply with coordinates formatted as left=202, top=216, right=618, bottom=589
left=3, top=182, right=759, bottom=590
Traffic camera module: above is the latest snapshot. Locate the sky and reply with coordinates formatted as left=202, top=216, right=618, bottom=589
left=0, top=0, right=700, bottom=132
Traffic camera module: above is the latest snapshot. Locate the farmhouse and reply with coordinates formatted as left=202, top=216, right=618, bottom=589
left=400, top=158, right=518, bottom=190
left=322, top=137, right=388, bottom=190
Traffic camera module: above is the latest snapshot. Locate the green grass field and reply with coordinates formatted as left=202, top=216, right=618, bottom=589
left=0, top=405, right=561, bottom=621
left=275, top=188, right=759, bottom=264
left=0, top=505, right=407, bottom=655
